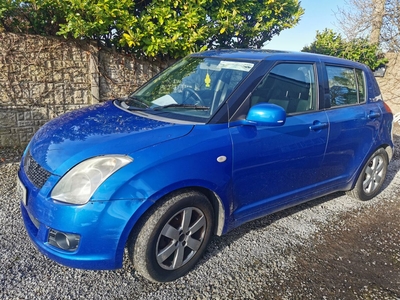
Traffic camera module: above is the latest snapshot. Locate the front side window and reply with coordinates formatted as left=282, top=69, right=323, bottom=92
left=251, top=63, right=316, bottom=114
left=119, top=57, right=255, bottom=122
left=326, top=66, right=366, bottom=107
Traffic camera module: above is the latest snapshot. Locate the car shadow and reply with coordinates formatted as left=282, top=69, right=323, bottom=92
left=204, top=191, right=345, bottom=257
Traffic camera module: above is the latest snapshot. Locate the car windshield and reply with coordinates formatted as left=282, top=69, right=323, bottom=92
left=120, top=57, right=255, bottom=122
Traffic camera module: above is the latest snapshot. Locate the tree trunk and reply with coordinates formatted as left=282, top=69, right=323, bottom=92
left=370, top=0, right=386, bottom=44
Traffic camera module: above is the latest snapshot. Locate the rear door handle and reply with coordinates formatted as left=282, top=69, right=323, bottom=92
left=309, top=121, right=328, bottom=131
left=367, top=111, right=381, bottom=119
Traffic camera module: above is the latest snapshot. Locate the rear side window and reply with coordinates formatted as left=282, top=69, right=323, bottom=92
left=326, top=66, right=366, bottom=107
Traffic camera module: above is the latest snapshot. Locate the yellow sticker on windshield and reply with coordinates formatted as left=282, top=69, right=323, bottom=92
left=205, top=71, right=211, bottom=88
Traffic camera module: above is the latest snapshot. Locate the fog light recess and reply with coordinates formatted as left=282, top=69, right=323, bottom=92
left=48, top=229, right=80, bottom=251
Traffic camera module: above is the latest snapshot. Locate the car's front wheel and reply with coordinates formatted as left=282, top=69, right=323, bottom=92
left=128, top=190, right=214, bottom=282
left=347, top=148, right=388, bottom=201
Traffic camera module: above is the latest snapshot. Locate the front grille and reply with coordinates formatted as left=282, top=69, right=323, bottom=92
left=24, top=152, right=51, bottom=189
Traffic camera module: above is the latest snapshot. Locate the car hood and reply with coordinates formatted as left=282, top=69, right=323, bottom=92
left=29, top=101, right=194, bottom=175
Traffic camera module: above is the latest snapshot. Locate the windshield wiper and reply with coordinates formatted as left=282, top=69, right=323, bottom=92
left=120, top=96, right=149, bottom=111
left=153, top=104, right=210, bottom=111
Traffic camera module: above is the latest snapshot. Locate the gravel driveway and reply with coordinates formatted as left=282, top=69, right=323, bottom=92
left=1, top=127, right=399, bottom=299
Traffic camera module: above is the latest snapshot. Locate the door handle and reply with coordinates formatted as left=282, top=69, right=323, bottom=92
left=367, top=111, right=381, bottom=119
left=309, top=121, right=328, bottom=131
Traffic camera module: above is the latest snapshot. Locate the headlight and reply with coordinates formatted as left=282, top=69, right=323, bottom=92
left=51, top=155, right=133, bottom=205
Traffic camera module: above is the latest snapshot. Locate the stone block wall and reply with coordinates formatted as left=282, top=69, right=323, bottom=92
left=376, top=52, right=400, bottom=114
left=1, top=32, right=400, bottom=147
left=0, top=33, right=173, bottom=147
left=98, top=49, right=174, bottom=101
left=0, top=33, right=92, bottom=146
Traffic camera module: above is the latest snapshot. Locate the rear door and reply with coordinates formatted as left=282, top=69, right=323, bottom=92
left=320, top=64, right=382, bottom=185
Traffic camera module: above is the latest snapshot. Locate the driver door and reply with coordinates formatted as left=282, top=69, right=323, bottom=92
left=229, top=62, right=329, bottom=222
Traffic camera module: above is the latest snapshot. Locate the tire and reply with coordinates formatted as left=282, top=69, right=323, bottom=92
left=347, top=148, right=388, bottom=201
left=128, top=190, right=214, bottom=282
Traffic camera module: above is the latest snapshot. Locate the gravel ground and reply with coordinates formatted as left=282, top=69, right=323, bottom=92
left=1, top=127, right=399, bottom=299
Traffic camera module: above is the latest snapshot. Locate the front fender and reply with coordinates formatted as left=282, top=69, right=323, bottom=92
left=93, top=123, right=233, bottom=257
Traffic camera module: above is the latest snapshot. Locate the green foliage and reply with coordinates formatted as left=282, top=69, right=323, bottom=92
left=203, top=0, right=303, bottom=49
left=0, top=0, right=64, bottom=35
left=302, top=29, right=388, bottom=70
left=0, top=0, right=303, bottom=58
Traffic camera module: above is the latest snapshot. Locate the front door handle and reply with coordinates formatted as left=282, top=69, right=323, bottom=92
left=309, top=121, right=328, bottom=131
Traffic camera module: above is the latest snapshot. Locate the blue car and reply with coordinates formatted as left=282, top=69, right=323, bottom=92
left=17, top=50, right=394, bottom=282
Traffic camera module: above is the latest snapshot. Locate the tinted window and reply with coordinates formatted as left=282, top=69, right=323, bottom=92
left=251, top=63, right=316, bottom=114
left=326, top=66, right=366, bottom=107
left=355, top=69, right=366, bottom=102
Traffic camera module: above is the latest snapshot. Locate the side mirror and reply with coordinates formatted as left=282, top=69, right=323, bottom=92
left=245, top=103, right=286, bottom=126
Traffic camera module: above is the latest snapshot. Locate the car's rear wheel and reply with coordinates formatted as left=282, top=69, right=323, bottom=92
left=347, top=148, right=388, bottom=201
left=128, top=190, right=214, bottom=282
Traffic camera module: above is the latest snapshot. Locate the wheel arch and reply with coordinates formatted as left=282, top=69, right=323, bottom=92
left=349, top=144, right=391, bottom=190
left=384, top=143, right=394, bottom=162
left=346, top=145, right=389, bottom=200
left=123, top=186, right=227, bottom=254
left=192, top=186, right=226, bottom=236
left=148, top=186, right=227, bottom=236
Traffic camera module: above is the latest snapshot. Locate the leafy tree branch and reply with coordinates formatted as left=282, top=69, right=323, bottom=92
left=302, top=29, right=387, bottom=70
left=0, top=0, right=304, bottom=58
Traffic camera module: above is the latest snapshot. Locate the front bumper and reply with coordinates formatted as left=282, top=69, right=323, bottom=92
left=18, top=167, right=145, bottom=270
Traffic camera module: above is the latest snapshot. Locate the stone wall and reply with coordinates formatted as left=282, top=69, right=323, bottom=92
left=98, top=49, right=174, bottom=101
left=376, top=52, right=400, bottom=114
left=0, top=33, right=173, bottom=147
left=1, top=32, right=400, bottom=147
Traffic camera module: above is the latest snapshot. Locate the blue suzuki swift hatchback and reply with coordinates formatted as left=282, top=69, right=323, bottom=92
left=18, top=50, right=394, bottom=282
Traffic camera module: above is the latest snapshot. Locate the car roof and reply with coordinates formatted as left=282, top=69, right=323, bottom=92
left=191, top=49, right=367, bottom=69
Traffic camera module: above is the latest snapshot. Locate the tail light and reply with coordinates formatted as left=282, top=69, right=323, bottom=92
left=383, top=101, right=393, bottom=114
